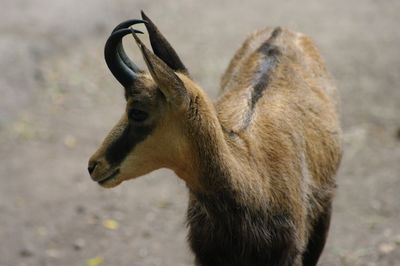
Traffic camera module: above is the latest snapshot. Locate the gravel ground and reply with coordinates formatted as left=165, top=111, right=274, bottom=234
left=1, top=0, right=399, bottom=265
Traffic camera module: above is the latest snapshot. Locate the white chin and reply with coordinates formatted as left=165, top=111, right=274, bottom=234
left=98, top=176, right=123, bottom=188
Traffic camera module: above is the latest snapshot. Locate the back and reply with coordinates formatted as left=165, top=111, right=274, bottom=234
left=215, top=26, right=342, bottom=221
left=217, top=27, right=339, bottom=131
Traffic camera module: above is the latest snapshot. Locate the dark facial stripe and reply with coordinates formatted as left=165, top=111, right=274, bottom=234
left=105, top=123, right=153, bottom=167
left=242, top=28, right=282, bottom=130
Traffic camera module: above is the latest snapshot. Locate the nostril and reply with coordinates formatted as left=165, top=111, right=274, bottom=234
left=88, top=161, right=99, bottom=175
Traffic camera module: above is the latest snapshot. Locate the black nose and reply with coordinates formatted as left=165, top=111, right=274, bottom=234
left=88, top=161, right=98, bottom=175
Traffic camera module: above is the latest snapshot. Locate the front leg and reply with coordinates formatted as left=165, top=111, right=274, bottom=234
left=302, top=202, right=332, bottom=266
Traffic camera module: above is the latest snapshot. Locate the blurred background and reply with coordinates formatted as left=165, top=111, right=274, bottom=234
left=1, top=0, right=399, bottom=265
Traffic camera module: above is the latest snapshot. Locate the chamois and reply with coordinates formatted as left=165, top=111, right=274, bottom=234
left=88, top=11, right=342, bottom=266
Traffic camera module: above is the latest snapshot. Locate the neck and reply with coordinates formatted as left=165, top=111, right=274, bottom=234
left=175, top=86, right=239, bottom=196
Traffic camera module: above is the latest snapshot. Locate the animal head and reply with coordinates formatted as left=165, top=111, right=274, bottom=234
left=88, top=12, right=197, bottom=188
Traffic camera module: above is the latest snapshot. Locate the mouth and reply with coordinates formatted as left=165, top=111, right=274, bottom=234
left=98, top=169, right=120, bottom=185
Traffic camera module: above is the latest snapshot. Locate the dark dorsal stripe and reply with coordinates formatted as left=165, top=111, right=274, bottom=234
left=105, top=123, right=153, bottom=167
left=242, top=27, right=282, bottom=130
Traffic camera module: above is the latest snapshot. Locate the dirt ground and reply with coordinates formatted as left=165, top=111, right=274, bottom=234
left=1, top=0, right=399, bottom=265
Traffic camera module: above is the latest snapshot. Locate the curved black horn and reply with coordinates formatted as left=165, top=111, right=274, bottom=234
left=111, top=19, right=147, bottom=73
left=104, top=28, right=142, bottom=88
left=111, top=19, right=147, bottom=33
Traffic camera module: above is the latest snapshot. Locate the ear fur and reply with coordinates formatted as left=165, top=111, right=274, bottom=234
left=141, top=11, right=189, bottom=75
left=131, top=29, right=188, bottom=108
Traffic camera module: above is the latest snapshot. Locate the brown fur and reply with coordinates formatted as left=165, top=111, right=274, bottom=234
left=89, top=18, right=342, bottom=266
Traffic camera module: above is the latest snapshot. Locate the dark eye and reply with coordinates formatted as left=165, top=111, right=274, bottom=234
left=129, top=109, right=148, bottom=122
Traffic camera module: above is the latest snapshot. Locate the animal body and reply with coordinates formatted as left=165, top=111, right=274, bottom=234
left=88, top=11, right=342, bottom=266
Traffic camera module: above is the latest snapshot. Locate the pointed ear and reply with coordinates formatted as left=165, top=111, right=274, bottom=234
left=141, top=11, right=189, bottom=75
left=131, top=29, right=188, bottom=108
